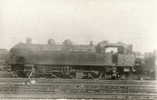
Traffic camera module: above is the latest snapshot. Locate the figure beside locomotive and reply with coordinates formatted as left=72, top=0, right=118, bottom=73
left=6, top=39, right=156, bottom=80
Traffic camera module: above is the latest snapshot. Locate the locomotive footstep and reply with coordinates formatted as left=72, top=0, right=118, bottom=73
left=23, top=79, right=36, bottom=85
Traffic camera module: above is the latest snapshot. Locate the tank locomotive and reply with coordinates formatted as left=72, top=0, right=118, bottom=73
left=7, top=39, right=156, bottom=80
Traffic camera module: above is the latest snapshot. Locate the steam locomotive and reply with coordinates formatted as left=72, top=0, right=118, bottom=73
left=7, top=39, right=156, bottom=80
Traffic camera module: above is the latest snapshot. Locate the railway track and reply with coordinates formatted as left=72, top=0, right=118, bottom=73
left=0, top=78, right=157, bottom=99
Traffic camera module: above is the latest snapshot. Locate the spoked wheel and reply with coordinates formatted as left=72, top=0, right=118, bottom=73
left=14, top=71, right=26, bottom=78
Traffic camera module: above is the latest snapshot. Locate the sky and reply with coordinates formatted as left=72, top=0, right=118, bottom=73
left=0, top=0, right=157, bottom=52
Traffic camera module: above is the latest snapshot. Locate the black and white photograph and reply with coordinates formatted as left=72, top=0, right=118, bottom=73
left=0, top=0, right=157, bottom=99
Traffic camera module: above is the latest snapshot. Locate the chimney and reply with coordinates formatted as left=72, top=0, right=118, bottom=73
left=26, top=38, right=32, bottom=44
left=89, top=41, right=94, bottom=46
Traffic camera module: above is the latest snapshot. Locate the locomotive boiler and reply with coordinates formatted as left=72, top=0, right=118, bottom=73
left=7, top=39, right=156, bottom=80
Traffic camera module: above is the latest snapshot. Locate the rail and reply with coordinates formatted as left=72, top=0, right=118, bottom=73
left=0, top=78, right=157, bottom=99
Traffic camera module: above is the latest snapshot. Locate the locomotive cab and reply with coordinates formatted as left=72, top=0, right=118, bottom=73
left=96, top=41, right=136, bottom=79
